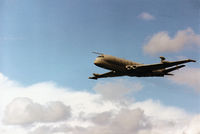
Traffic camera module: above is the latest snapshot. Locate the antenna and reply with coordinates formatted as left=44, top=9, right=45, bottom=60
left=92, top=52, right=104, bottom=55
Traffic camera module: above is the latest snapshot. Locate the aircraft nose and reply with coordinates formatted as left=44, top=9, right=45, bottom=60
left=94, top=58, right=102, bottom=66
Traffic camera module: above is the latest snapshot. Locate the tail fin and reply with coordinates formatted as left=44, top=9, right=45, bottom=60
left=160, top=56, right=166, bottom=63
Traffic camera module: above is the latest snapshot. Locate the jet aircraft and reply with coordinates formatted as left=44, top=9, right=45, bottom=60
left=89, top=52, right=196, bottom=80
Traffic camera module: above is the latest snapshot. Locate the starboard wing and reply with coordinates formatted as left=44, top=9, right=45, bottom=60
left=134, top=59, right=196, bottom=71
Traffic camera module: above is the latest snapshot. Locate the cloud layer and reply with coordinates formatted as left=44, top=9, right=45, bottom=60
left=143, top=28, right=200, bottom=55
left=0, top=73, right=199, bottom=134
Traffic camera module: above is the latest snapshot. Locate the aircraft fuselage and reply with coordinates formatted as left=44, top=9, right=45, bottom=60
left=94, top=55, right=141, bottom=72
left=93, top=55, right=164, bottom=77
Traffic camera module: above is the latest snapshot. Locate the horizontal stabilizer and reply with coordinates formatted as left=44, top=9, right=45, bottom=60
left=164, top=65, right=185, bottom=73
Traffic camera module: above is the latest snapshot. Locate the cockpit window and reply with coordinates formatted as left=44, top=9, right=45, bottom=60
left=97, top=55, right=104, bottom=58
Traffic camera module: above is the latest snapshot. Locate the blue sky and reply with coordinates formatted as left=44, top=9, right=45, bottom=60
left=0, top=0, right=200, bottom=114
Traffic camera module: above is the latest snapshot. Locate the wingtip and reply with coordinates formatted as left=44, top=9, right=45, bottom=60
left=88, top=77, right=98, bottom=80
left=188, top=59, right=196, bottom=62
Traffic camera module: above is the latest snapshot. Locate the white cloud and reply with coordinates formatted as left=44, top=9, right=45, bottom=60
left=90, top=111, right=112, bottom=125
left=0, top=72, right=200, bottom=134
left=143, top=28, right=200, bottom=55
left=132, top=99, right=189, bottom=121
left=28, top=106, right=196, bottom=134
left=3, top=97, right=71, bottom=125
left=183, top=115, right=200, bottom=134
left=138, top=12, right=155, bottom=21
left=169, top=68, right=200, bottom=92
left=93, top=79, right=143, bottom=101
left=74, top=108, right=151, bottom=134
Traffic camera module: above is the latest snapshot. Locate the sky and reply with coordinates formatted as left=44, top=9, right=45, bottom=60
left=0, top=0, right=200, bottom=134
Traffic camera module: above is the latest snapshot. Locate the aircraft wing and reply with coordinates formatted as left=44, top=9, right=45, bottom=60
left=89, top=71, right=124, bottom=79
left=134, top=59, right=196, bottom=71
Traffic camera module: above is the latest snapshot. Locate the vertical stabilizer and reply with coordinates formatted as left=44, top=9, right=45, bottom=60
left=160, top=56, right=166, bottom=63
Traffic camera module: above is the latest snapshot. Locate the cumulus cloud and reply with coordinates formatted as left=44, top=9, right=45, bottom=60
left=132, top=99, right=189, bottom=121
left=29, top=109, right=150, bottom=134
left=138, top=12, right=155, bottom=21
left=183, top=115, right=200, bottom=134
left=169, top=67, right=200, bottom=91
left=90, top=111, right=112, bottom=125
left=74, top=108, right=151, bottom=134
left=0, top=72, right=199, bottom=134
left=3, top=97, right=71, bottom=125
left=93, top=79, right=143, bottom=100
left=143, top=28, right=200, bottom=55
left=28, top=106, right=196, bottom=134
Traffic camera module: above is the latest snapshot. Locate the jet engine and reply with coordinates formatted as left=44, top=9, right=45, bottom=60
left=126, top=65, right=137, bottom=70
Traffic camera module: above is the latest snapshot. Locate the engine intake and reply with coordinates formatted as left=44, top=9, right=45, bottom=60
left=126, top=65, right=137, bottom=70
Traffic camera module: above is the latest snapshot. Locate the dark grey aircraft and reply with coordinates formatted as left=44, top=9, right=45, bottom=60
left=89, top=52, right=196, bottom=80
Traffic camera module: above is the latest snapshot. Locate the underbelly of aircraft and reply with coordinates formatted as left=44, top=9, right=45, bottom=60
left=128, top=71, right=164, bottom=77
